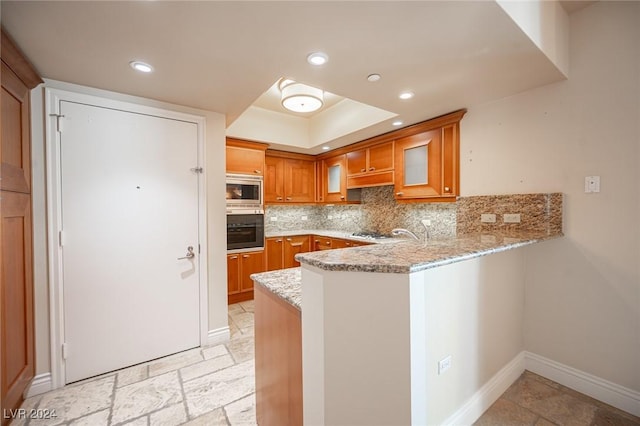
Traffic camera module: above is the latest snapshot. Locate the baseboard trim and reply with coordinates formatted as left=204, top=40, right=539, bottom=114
left=205, top=326, right=230, bottom=347
left=525, top=351, right=640, bottom=417
left=442, top=351, right=526, bottom=425
left=25, top=373, right=53, bottom=398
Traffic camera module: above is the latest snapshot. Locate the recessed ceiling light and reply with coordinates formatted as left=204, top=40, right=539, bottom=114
left=392, top=120, right=403, bottom=126
left=399, top=91, right=414, bottom=100
left=367, top=73, right=381, bottom=82
left=322, top=146, right=331, bottom=150
left=129, top=61, right=153, bottom=73
left=307, top=52, right=329, bottom=66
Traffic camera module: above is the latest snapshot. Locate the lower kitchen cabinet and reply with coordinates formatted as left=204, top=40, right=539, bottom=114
left=266, top=235, right=311, bottom=271
left=227, top=250, right=265, bottom=304
left=312, top=236, right=371, bottom=250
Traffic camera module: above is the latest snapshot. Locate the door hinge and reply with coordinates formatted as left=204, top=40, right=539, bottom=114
left=62, top=343, right=69, bottom=360
left=198, top=244, right=201, bottom=254
left=59, top=230, right=66, bottom=247
left=190, top=167, right=203, bottom=174
left=49, top=114, right=65, bottom=132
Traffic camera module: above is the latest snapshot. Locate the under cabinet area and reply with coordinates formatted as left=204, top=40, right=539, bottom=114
left=227, top=251, right=265, bottom=304
left=264, top=152, right=316, bottom=204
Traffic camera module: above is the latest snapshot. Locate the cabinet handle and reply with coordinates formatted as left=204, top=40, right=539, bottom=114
left=396, top=192, right=404, bottom=196
left=291, top=243, right=303, bottom=247
left=229, top=256, right=238, bottom=259
left=242, top=254, right=250, bottom=258
left=286, top=197, right=292, bottom=201
left=340, top=195, right=345, bottom=200
left=277, top=197, right=283, bottom=200
left=360, top=168, right=366, bottom=172
left=369, top=167, right=375, bottom=171
left=276, top=239, right=282, bottom=243
left=254, top=170, right=261, bottom=174
left=444, top=186, right=451, bottom=192
left=326, top=241, right=331, bottom=245
left=286, top=238, right=292, bottom=241
left=346, top=242, right=351, bottom=246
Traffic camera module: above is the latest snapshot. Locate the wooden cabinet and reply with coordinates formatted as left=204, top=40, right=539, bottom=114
left=226, top=138, right=268, bottom=176
left=321, top=154, right=347, bottom=203
left=227, top=250, right=265, bottom=304
left=393, top=110, right=464, bottom=201
left=266, top=235, right=311, bottom=270
left=346, top=141, right=394, bottom=188
left=312, top=236, right=370, bottom=251
left=1, top=28, right=41, bottom=422
left=265, top=153, right=315, bottom=204
left=313, top=236, right=333, bottom=251
left=255, top=283, right=302, bottom=426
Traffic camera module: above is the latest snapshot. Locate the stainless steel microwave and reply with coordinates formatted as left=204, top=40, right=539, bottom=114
left=226, top=174, right=263, bottom=208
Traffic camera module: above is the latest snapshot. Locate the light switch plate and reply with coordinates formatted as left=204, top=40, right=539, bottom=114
left=270, top=217, right=278, bottom=222
left=504, top=213, right=521, bottom=223
left=585, top=176, right=600, bottom=193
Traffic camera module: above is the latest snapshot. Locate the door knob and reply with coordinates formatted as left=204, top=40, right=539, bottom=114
left=177, top=246, right=195, bottom=260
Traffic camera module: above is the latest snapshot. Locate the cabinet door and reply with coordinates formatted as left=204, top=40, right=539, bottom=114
left=441, top=124, right=459, bottom=198
left=284, top=159, right=315, bottom=203
left=284, top=236, right=310, bottom=268
left=226, top=145, right=265, bottom=175
left=227, top=254, right=240, bottom=295
left=323, top=155, right=346, bottom=202
left=314, top=236, right=333, bottom=251
left=368, top=141, right=394, bottom=173
left=266, top=237, right=284, bottom=271
left=264, top=156, right=285, bottom=203
left=331, top=238, right=349, bottom=249
left=394, top=129, right=442, bottom=199
left=346, top=149, right=367, bottom=176
left=240, top=251, right=265, bottom=292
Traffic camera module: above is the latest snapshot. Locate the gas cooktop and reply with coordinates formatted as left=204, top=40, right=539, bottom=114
left=351, top=231, right=391, bottom=240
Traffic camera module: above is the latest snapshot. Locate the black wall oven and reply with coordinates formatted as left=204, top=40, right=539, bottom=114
left=226, top=209, right=264, bottom=252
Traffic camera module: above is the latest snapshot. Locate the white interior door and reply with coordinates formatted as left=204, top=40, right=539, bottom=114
left=59, top=100, right=200, bottom=383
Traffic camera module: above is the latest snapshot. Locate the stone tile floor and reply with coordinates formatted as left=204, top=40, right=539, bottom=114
left=12, top=299, right=640, bottom=425
left=12, top=301, right=257, bottom=426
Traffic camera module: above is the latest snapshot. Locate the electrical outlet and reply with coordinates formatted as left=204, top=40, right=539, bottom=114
left=301, top=216, right=308, bottom=221
left=421, top=219, right=431, bottom=227
left=481, top=213, right=496, bottom=223
left=327, top=215, right=333, bottom=220
left=503, top=213, right=521, bottom=223
left=438, top=355, right=452, bottom=375
left=270, top=217, right=278, bottom=222
left=585, top=176, right=600, bottom=193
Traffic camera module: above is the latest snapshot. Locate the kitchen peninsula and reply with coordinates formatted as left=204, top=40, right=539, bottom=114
left=252, top=193, right=563, bottom=425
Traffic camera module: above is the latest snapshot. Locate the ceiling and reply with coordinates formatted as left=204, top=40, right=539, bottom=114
left=1, top=1, right=592, bottom=154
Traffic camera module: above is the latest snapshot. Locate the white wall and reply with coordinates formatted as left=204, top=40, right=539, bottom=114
left=29, top=80, right=228, bottom=379
left=461, top=2, right=640, bottom=392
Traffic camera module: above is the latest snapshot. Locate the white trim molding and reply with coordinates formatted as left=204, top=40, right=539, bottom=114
left=25, top=373, right=53, bottom=398
left=205, top=327, right=231, bottom=347
left=525, top=352, right=640, bottom=417
left=443, top=351, right=526, bottom=425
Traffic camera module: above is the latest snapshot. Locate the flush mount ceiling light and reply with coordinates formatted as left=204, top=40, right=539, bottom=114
left=307, top=52, right=329, bottom=66
left=322, top=146, right=331, bottom=151
left=399, top=91, right=414, bottom=100
left=279, top=79, right=324, bottom=113
left=392, top=120, right=403, bottom=126
left=129, top=61, right=153, bottom=73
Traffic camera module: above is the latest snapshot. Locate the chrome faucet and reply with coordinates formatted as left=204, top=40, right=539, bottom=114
left=391, top=228, right=421, bottom=242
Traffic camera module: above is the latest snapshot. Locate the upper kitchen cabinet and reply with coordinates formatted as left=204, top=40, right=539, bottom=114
left=321, top=154, right=348, bottom=203
left=393, top=109, right=466, bottom=201
left=264, top=151, right=315, bottom=204
left=226, top=138, right=268, bottom=175
left=346, top=141, right=394, bottom=188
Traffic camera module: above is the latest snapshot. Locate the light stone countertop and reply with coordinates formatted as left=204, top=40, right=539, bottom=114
left=252, top=230, right=563, bottom=309
left=265, top=229, right=403, bottom=244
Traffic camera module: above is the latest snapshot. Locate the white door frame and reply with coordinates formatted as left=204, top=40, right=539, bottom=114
left=44, top=87, right=208, bottom=389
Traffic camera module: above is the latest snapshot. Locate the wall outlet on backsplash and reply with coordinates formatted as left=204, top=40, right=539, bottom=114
left=270, top=217, right=278, bottom=222
left=421, top=219, right=431, bottom=227
left=503, top=213, right=521, bottom=223
left=327, top=215, right=333, bottom=220
left=301, top=216, right=308, bottom=221
left=481, top=214, right=497, bottom=223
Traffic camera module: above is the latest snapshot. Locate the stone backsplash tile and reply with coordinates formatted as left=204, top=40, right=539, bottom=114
left=456, top=193, right=563, bottom=235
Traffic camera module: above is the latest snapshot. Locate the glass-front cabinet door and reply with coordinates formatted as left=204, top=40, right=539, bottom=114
left=323, top=154, right=347, bottom=202
left=393, top=129, right=443, bottom=199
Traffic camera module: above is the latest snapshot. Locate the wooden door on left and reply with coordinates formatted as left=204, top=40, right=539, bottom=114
left=1, top=28, right=42, bottom=425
